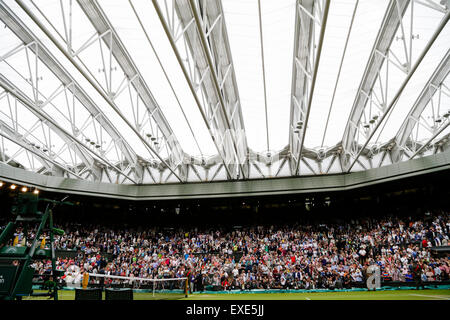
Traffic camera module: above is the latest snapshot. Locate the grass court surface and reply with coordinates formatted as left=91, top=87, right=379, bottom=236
left=22, top=289, right=450, bottom=300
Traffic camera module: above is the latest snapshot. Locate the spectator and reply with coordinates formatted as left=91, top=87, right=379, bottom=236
left=4, top=211, right=447, bottom=291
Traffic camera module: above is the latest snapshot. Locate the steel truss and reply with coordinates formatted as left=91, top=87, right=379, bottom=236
left=289, top=0, right=330, bottom=176
left=0, top=115, right=85, bottom=179
left=0, top=1, right=140, bottom=183
left=341, top=0, right=450, bottom=172
left=153, top=0, right=250, bottom=180
left=392, top=49, right=450, bottom=162
left=75, top=0, right=188, bottom=181
left=0, top=149, right=24, bottom=170
left=0, top=77, right=102, bottom=180
left=15, top=0, right=186, bottom=182
left=0, top=0, right=448, bottom=184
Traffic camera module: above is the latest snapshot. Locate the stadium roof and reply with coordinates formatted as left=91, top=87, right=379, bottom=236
left=0, top=0, right=449, bottom=185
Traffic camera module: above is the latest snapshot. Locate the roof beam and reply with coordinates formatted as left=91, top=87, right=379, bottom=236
left=75, top=0, right=186, bottom=181
left=341, top=0, right=410, bottom=171
left=414, top=0, right=449, bottom=13
left=187, top=0, right=249, bottom=179
left=289, top=0, right=330, bottom=176
left=14, top=0, right=183, bottom=182
left=0, top=75, right=138, bottom=183
left=152, top=0, right=242, bottom=180
left=0, top=77, right=101, bottom=180
left=341, top=0, right=449, bottom=172
left=0, top=1, right=142, bottom=182
left=0, top=119, right=85, bottom=179
left=409, top=117, right=450, bottom=159
left=0, top=149, right=23, bottom=169
left=392, top=49, right=450, bottom=162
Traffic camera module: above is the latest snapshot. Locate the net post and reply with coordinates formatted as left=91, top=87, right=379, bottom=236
left=152, top=279, right=155, bottom=298
left=82, top=272, right=89, bottom=289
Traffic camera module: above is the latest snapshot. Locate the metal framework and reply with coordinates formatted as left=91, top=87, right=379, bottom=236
left=341, top=0, right=449, bottom=172
left=0, top=76, right=101, bottom=180
left=15, top=0, right=185, bottom=183
left=289, top=0, right=330, bottom=176
left=0, top=0, right=448, bottom=185
left=0, top=117, right=85, bottom=179
left=75, top=0, right=187, bottom=181
left=153, top=0, right=250, bottom=180
left=0, top=1, right=140, bottom=183
left=392, top=49, right=450, bottom=162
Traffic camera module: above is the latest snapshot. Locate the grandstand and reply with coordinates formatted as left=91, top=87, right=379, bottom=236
left=0, top=0, right=449, bottom=302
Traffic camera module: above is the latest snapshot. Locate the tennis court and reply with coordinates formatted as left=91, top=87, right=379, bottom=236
left=22, top=289, right=450, bottom=300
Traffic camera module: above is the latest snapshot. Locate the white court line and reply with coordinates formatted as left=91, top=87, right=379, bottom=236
left=409, top=294, right=450, bottom=300
left=305, top=297, right=311, bottom=300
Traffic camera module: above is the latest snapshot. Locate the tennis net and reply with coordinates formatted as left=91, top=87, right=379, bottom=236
left=86, top=273, right=188, bottom=300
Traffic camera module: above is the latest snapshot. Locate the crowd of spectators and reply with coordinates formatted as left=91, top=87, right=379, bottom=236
left=4, top=212, right=450, bottom=291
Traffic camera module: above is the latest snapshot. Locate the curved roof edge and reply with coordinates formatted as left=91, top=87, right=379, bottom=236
left=0, top=150, right=449, bottom=200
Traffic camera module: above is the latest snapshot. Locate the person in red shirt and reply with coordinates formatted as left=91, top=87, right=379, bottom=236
left=422, top=239, right=428, bottom=248
left=222, top=278, right=229, bottom=290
